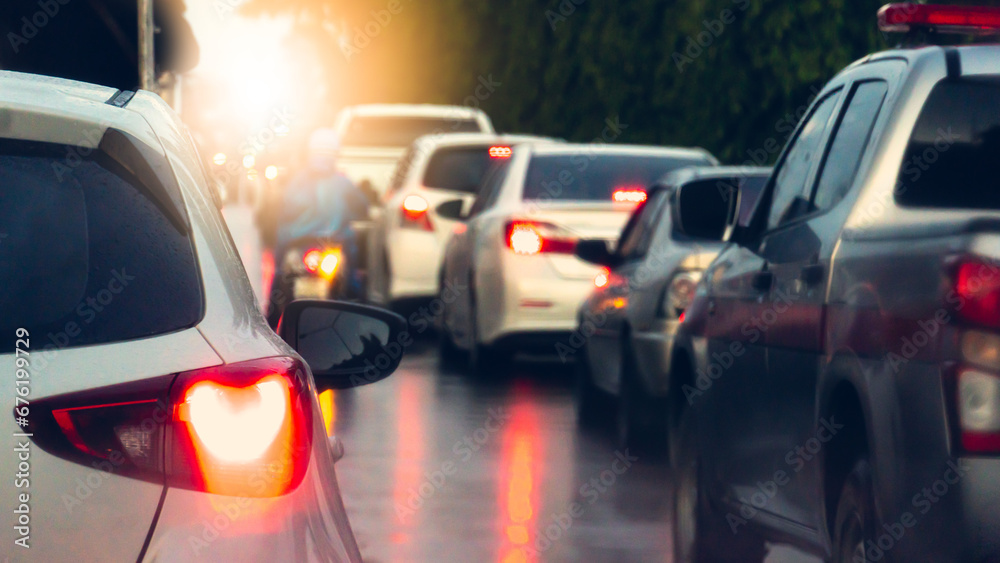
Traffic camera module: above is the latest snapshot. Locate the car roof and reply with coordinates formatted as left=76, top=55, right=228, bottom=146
left=340, top=104, right=487, bottom=119
left=0, top=70, right=120, bottom=106
left=412, top=132, right=557, bottom=150
left=655, top=165, right=772, bottom=188
left=527, top=143, right=716, bottom=161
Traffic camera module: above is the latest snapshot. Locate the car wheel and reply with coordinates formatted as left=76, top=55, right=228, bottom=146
left=832, top=460, right=876, bottom=563
left=575, top=345, right=609, bottom=428
left=671, top=400, right=767, bottom=563
left=617, top=345, right=668, bottom=455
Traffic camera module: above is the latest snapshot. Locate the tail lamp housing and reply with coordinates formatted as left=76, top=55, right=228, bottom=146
left=878, top=3, right=1000, bottom=35
left=661, top=271, right=703, bottom=318
left=505, top=220, right=577, bottom=255
left=22, top=357, right=313, bottom=497
left=401, top=194, right=433, bottom=231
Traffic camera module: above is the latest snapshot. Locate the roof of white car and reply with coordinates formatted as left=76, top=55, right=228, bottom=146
left=340, top=104, right=487, bottom=119
left=0, top=70, right=120, bottom=107
left=411, top=132, right=557, bottom=150
left=527, top=143, right=716, bottom=162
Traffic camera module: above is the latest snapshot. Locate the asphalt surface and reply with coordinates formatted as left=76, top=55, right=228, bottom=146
left=332, top=337, right=820, bottom=563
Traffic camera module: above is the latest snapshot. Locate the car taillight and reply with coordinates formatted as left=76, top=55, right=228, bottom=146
left=957, top=369, right=1000, bottom=452
left=23, top=357, right=312, bottom=498
left=303, top=248, right=342, bottom=280
left=662, top=271, right=703, bottom=318
left=401, top=194, right=433, bottom=231
left=303, top=248, right=323, bottom=273
left=489, top=146, right=512, bottom=159
left=612, top=187, right=647, bottom=204
left=594, top=268, right=610, bottom=288
left=954, top=259, right=1000, bottom=329
left=878, top=3, right=1000, bottom=34
left=505, top=221, right=576, bottom=255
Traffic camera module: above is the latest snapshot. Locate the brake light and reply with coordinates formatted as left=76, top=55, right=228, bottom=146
left=22, top=357, right=312, bottom=498
left=954, top=260, right=1000, bottom=329
left=490, top=146, right=512, bottom=159
left=303, top=248, right=342, bottom=280
left=303, top=249, right=323, bottom=273
left=878, top=3, right=1000, bottom=34
left=505, top=221, right=577, bottom=255
left=401, top=194, right=433, bottom=231
left=594, top=268, right=610, bottom=288
left=612, top=187, right=647, bottom=204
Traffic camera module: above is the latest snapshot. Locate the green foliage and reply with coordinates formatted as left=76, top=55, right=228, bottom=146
left=239, top=1, right=992, bottom=162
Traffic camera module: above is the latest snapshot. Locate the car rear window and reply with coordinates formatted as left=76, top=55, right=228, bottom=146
left=0, top=138, right=203, bottom=354
left=341, top=116, right=482, bottom=147
left=423, top=146, right=501, bottom=193
left=522, top=153, right=714, bottom=201
left=897, top=79, right=1000, bottom=210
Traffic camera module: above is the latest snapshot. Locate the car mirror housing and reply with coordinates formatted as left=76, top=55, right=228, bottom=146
left=277, top=300, right=408, bottom=389
left=575, top=238, right=620, bottom=268
left=436, top=198, right=467, bottom=221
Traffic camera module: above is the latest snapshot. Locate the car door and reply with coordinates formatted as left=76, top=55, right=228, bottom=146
left=760, top=68, right=896, bottom=528
left=698, top=90, right=844, bottom=506
left=587, top=188, right=671, bottom=393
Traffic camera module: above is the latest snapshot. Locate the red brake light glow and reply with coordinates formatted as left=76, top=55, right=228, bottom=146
left=594, top=268, right=610, bottom=288
left=505, top=221, right=577, bottom=255
left=955, top=260, right=1000, bottom=329
left=303, top=248, right=323, bottom=273
left=878, top=3, right=1000, bottom=34
left=489, top=146, right=512, bottom=159
left=612, top=187, right=647, bottom=204
left=22, top=357, right=312, bottom=498
left=401, top=194, right=433, bottom=231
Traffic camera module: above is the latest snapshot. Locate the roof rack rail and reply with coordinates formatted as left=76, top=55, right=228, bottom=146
left=106, top=90, right=136, bottom=108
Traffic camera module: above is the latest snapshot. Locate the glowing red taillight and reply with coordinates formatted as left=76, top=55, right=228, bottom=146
left=505, top=220, right=577, bottom=255
left=955, top=259, right=1000, bottom=329
left=878, top=3, right=1000, bottom=34
left=303, top=248, right=323, bottom=273
left=612, top=187, right=647, bottom=204
left=23, top=357, right=312, bottom=498
left=490, top=146, right=512, bottom=159
left=401, top=194, right=433, bottom=231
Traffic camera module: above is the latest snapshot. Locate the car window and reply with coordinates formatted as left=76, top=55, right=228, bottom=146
left=468, top=160, right=511, bottom=217
left=341, top=116, right=482, bottom=147
left=522, top=154, right=714, bottom=201
left=896, top=79, right=1000, bottom=210
left=737, top=175, right=769, bottom=226
left=767, top=91, right=841, bottom=229
left=812, top=81, right=888, bottom=211
left=423, top=146, right=499, bottom=194
left=0, top=138, right=203, bottom=353
left=617, top=189, right=669, bottom=260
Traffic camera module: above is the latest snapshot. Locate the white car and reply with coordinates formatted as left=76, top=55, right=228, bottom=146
left=333, top=104, right=494, bottom=200
left=0, top=71, right=406, bottom=562
left=438, top=143, right=718, bottom=372
left=368, top=133, right=556, bottom=305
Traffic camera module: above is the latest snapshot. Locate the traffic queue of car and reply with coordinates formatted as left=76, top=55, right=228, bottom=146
left=366, top=4, right=1000, bottom=562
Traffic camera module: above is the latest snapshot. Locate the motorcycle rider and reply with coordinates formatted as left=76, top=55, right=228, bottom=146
left=267, top=128, right=368, bottom=327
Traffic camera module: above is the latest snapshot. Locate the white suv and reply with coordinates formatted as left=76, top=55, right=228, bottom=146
left=0, top=71, right=405, bottom=562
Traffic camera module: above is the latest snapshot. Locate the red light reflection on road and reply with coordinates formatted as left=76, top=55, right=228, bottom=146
left=499, top=387, right=542, bottom=562
left=392, top=374, right=425, bottom=541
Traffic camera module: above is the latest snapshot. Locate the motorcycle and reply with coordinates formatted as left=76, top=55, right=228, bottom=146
left=267, top=235, right=358, bottom=327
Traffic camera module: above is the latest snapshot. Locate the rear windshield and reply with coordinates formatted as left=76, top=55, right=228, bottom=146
left=423, top=146, right=501, bottom=193
left=0, top=139, right=203, bottom=354
left=897, top=79, right=1000, bottom=210
left=522, top=153, right=714, bottom=201
left=341, top=116, right=482, bottom=148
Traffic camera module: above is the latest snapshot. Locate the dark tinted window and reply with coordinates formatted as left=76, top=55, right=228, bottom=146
left=617, top=190, right=669, bottom=260
left=768, top=91, right=840, bottom=229
left=522, top=153, right=713, bottom=201
left=341, top=116, right=482, bottom=147
left=0, top=139, right=203, bottom=353
left=423, top=146, right=497, bottom=193
left=897, top=80, right=1000, bottom=210
left=674, top=179, right=732, bottom=241
left=813, top=81, right=888, bottom=211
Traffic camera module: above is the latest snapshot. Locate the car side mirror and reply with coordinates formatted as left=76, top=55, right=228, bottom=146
left=436, top=198, right=468, bottom=221
left=575, top=239, right=620, bottom=268
left=277, top=300, right=407, bottom=389
left=672, top=181, right=732, bottom=242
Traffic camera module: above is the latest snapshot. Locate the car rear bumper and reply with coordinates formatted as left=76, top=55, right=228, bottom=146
left=386, top=229, right=443, bottom=301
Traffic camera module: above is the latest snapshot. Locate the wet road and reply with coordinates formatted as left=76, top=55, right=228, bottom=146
left=330, top=337, right=819, bottom=563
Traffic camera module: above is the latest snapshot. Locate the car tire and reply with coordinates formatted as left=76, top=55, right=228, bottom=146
left=671, top=399, right=767, bottom=563
left=831, top=460, right=876, bottom=563
left=575, top=345, right=609, bottom=428
left=617, top=345, right=668, bottom=456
